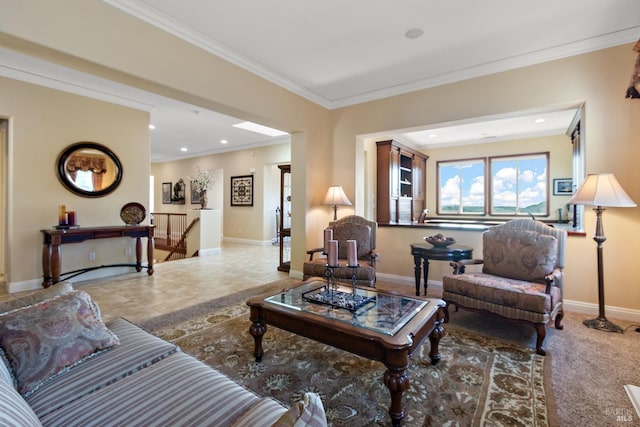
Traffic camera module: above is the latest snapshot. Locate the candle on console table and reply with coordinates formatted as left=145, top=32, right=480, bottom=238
left=58, top=204, right=67, bottom=226
left=327, top=240, right=338, bottom=266
left=346, top=240, right=358, bottom=266
left=323, top=228, right=333, bottom=254
left=67, top=211, right=77, bottom=226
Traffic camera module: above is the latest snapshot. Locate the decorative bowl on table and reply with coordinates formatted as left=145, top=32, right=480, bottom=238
left=424, top=234, right=456, bottom=247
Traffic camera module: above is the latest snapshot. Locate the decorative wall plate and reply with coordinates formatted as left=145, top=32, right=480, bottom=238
left=120, top=202, right=146, bottom=225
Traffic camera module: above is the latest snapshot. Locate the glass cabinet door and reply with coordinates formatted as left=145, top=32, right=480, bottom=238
left=278, top=165, right=291, bottom=272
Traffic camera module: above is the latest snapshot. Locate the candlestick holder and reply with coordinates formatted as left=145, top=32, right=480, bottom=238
left=348, top=263, right=360, bottom=295
left=323, top=264, right=340, bottom=294
left=302, top=263, right=375, bottom=311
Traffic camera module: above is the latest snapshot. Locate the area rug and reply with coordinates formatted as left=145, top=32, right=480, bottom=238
left=151, top=303, right=556, bottom=427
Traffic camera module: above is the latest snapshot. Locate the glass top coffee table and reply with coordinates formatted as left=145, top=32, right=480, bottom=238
left=246, top=279, right=446, bottom=427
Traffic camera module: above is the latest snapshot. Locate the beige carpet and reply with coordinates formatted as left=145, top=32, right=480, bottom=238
left=146, top=282, right=556, bottom=427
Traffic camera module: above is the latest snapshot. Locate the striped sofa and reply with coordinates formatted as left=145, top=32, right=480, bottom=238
left=0, top=283, right=327, bottom=427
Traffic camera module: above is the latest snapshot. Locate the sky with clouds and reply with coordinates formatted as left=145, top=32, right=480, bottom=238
left=440, top=156, right=547, bottom=213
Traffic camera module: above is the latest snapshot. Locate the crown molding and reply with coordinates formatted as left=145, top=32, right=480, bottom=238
left=102, top=0, right=330, bottom=108
left=328, top=28, right=640, bottom=109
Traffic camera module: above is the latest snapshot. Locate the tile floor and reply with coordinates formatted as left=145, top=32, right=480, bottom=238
left=74, top=243, right=293, bottom=324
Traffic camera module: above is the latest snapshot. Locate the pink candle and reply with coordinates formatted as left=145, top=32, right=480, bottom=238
left=327, top=240, right=338, bottom=266
left=323, top=228, right=333, bottom=254
left=347, top=240, right=357, bottom=266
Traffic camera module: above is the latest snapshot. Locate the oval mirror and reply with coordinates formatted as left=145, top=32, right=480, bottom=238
left=56, top=142, right=123, bottom=197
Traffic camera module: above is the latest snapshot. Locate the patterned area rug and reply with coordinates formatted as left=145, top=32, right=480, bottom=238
left=153, top=304, right=555, bottom=427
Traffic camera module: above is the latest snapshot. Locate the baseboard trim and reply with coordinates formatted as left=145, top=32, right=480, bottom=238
left=563, top=299, right=640, bottom=323
left=375, top=272, right=443, bottom=294
left=222, top=237, right=273, bottom=246
left=289, top=269, right=304, bottom=280
left=198, top=247, right=222, bottom=256
left=7, top=267, right=138, bottom=294
left=7, top=279, right=42, bottom=293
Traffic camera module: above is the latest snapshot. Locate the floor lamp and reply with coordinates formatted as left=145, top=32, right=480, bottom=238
left=323, top=186, right=352, bottom=220
left=567, top=173, right=637, bottom=332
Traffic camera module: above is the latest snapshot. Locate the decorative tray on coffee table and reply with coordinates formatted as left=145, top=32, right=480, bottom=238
left=302, top=284, right=376, bottom=312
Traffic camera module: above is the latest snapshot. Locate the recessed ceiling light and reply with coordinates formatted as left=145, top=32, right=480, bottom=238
left=220, top=139, right=228, bottom=144
left=429, top=133, right=437, bottom=138
left=232, top=121, right=288, bottom=137
left=149, top=124, right=155, bottom=130
left=535, top=118, right=546, bottom=123
left=180, top=147, right=188, bottom=152
left=404, top=28, right=424, bottom=39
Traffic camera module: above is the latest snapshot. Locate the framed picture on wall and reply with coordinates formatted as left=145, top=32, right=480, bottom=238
left=162, top=182, right=172, bottom=204
left=190, top=181, right=201, bottom=204
left=230, top=175, right=254, bottom=206
left=553, top=178, right=573, bottom=195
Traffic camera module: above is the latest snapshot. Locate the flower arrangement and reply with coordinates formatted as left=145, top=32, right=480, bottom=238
left=189, top=166, right=213, bottom=193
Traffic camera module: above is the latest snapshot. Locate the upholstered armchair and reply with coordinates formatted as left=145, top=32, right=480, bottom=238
left=303, top=215, right=377, bottom=287
left=442, top=219, right=566, bottom=355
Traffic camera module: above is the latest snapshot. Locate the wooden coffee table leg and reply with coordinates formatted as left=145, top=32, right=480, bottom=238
left=383, top=353, right=410, bottom=427
left=428, top=307, right=446, bottom=365
left=249, top=308, right=267, bottom=362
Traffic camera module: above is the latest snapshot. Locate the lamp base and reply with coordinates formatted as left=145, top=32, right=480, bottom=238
left=583, top=317, right=623, bottom=333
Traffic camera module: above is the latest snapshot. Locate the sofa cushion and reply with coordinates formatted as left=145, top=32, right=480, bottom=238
left=0, top=290, right=119, bottom=397
left=27, top=317, right=178, bottom=418
left=443, top=272, right=560, bottom=314
left=0, top=348, right=16, bottom=387
left=38, top=352, right=273, bottom=427
left=0, top=377, right=43, bottom=427
left=0, top=282, right=73, bottom=314
left=482, top=228, right=557, bottom=283
left=271, top=392, right=328, bottom=427
left=231, top=397, right=289, bottom=427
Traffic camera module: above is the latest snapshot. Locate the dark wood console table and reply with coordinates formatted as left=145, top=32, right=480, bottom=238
left=410, top=243, right=473, bottom=296
left=40, top=225, right=155, bottom=288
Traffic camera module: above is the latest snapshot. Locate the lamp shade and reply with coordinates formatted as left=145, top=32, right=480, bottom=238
left=567, top=173, right=637, bottom=207
left=323, top=186, right=352, bottom=206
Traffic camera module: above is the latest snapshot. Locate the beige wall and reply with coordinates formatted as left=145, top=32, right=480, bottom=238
left=150, top=142, right=290, bottom=243
left=0, top=77, right=150, bottom=290
left=332, top=43, right=640, bottom=317
left=1, top=1, right=639, bottom=318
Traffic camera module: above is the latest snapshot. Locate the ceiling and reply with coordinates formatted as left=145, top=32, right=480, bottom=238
left=3, top=1, right=639, bottom=161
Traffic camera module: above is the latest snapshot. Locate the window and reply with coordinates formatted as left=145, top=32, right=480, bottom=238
left=489, top=153, right=548, bottom=216
left=437, top=153, right=550, bottom=217
left=73, top=170, right=95, bottom=192
left=437, top=158, right=485, bottom=215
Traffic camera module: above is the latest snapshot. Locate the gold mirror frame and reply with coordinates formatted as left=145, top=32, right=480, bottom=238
left=56, top=142, right=123, bottom=197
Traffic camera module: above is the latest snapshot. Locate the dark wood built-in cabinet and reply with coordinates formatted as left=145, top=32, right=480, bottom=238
left=376, top=140, right=428, bottom=224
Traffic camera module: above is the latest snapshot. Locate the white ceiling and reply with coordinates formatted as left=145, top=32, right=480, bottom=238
left=3, top=1, right=639, bottom=161
left=108, top=0, right=640, bottom=108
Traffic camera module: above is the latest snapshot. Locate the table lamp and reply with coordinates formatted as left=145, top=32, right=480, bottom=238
left=567, top=173, right=636, bottom=332
left=323, top=186, right=352, bottom=220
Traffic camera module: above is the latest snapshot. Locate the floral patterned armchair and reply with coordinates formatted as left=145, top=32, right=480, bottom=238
left=442, top=219, right=566, bottom=355
left=303, top=215, right=377, bottom=287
